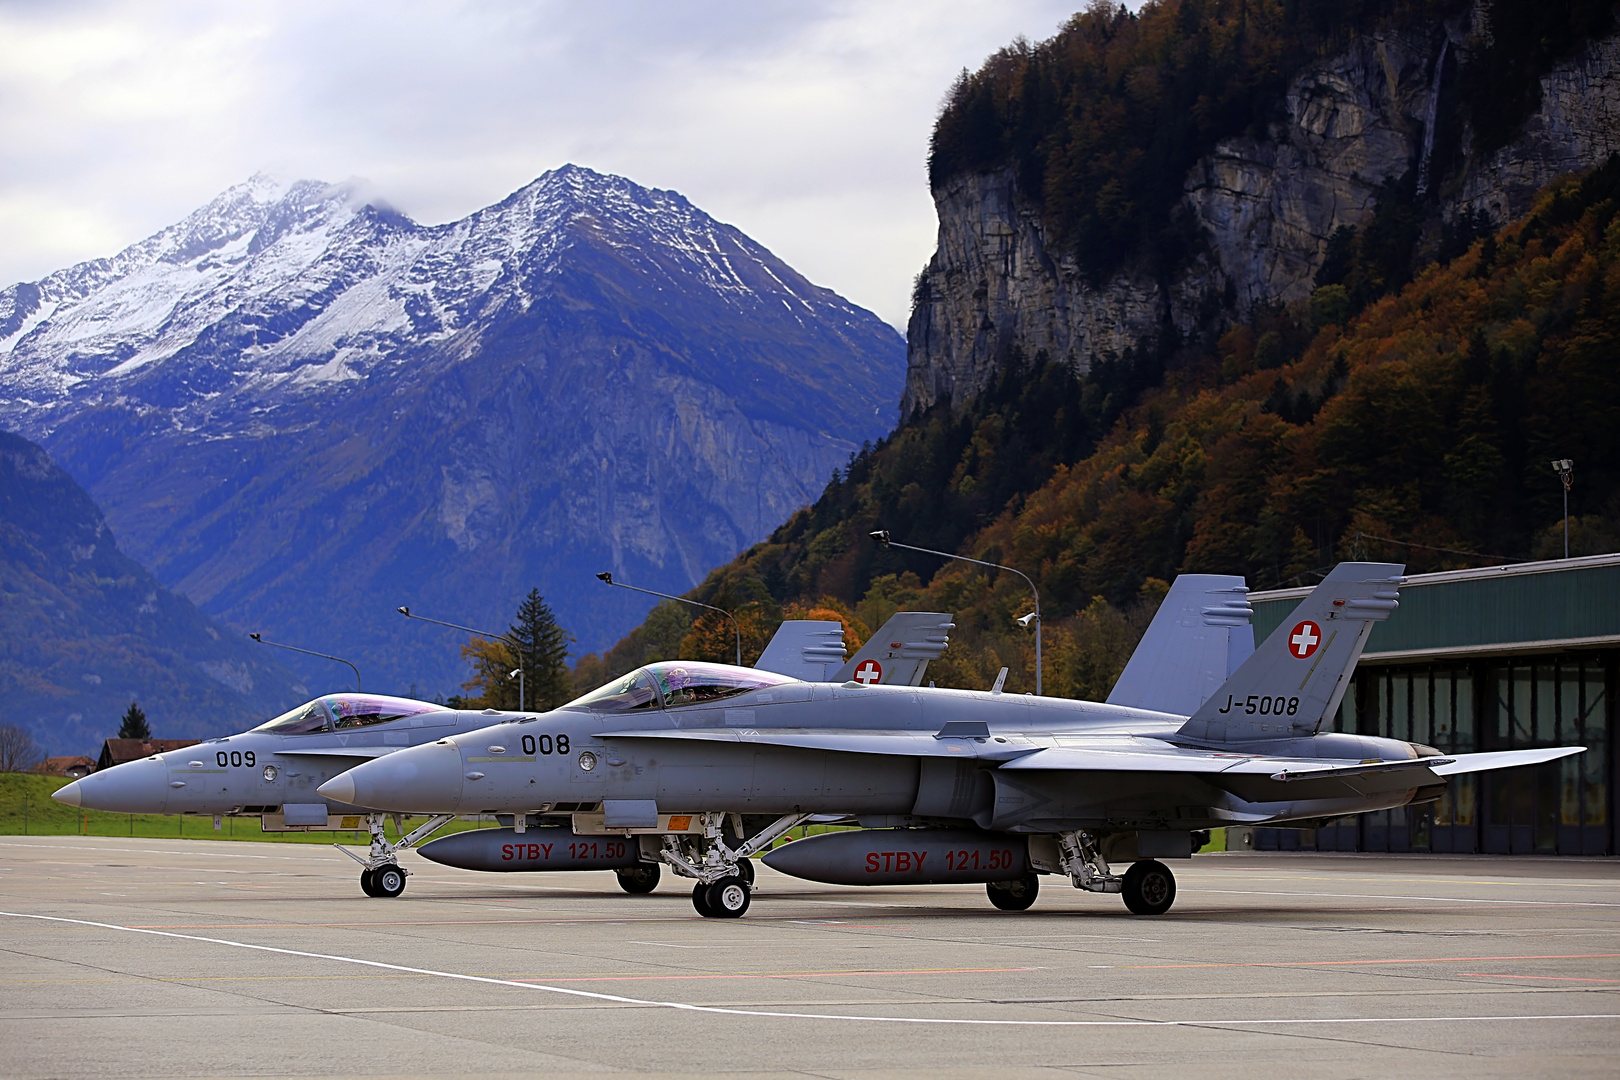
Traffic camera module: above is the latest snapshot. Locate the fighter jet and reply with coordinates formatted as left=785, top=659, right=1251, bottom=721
left=325, top=563, right=1581, bottom=919
left=49, top=611, right=956, bottom=899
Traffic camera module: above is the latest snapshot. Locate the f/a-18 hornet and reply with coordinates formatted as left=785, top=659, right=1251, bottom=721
left=50, top=612, right=954, bottom=898
left=324, top=562, right=1584, bottom=918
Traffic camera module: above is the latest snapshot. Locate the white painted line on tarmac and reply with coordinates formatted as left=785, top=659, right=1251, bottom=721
left=4, top=910, right=1619, bottom=1029
left=1200, top=888, right=1620, bottom=908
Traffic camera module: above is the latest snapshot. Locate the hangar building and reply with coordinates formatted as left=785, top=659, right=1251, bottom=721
left=1246, top=554, right=1618, bottom=856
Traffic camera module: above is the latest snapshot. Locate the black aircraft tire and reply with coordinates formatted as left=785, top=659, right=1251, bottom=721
left=1122, top=860, right=1176, bottom=916
left=373, top=864, right=408, bottom=898
left=987, top=873, right=1040, bottom=911
left=691, top=882, right=715, bottom=917
left=735, top=857, right=754, bottom=885
left=359, top=869, right=379, bottom=897
left=616, top=865, right=661, bottom=894
left=706, top=876, right=751, bottom=918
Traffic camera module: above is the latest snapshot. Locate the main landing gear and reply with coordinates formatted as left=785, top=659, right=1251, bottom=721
left=986, top=873, right=1040, bottom=911
left=339, top=813, right=457, bottom=898
left=1056, top=830, right=1178, bottom=916
left=615, top=864, right=661, bottom=894
left=659, top=811, right=808, bottom=919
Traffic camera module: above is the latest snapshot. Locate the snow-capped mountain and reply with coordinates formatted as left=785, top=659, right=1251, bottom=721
left=0, top=166, right=905, bottom=695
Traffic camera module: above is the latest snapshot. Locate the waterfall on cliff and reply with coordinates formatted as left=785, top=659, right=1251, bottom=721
left=1415, top=37, right=1452, bottom=197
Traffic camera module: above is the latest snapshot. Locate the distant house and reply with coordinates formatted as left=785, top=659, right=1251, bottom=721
left=34, top=755, right=96, bottom=778
left=97, top=738, right=200, bottom=771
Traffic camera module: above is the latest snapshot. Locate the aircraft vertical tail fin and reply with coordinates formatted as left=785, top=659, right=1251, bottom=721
left=834, top=611, right=955, bottom=686
left=1176, top=562, right=1403, bottom=744
left=755, top=621, right=847, bottom=681
left=1107, top=574, right=1253, bottom=715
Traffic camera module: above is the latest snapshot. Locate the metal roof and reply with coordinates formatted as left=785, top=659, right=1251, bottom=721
left=1246, top=553, right=1620, bottom=662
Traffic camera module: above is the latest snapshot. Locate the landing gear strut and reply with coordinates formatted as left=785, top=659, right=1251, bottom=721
left=1056, top=831, right=1179, bottom=915
left=338, top=812, right=456, bottom=898
left=660, top=811, right=808, bottom=918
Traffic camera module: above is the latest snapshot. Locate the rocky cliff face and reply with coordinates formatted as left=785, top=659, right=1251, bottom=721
left=0, top=167, right=905, bottom=693
left=904, top=10, right=1620, bottom=416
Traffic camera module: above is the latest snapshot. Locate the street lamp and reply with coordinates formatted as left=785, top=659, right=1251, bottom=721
left=596, top=571, right=742, bottom=666
left=509, top=668, right=524, bottom=710
left=249, top=633, right=362, bottom=691
left=871, top=530, right=1044, bottom=695
left=397, top=606, right=524, bottom=710
left=1552, top=460, right=1574, bottom=559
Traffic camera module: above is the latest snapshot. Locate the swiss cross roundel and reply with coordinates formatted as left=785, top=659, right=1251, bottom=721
left=853, top=659, right=883, bottom=685
left=1288, top=621, right=1322, bottom=659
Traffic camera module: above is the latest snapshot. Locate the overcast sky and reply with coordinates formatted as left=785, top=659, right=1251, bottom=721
left=0, top=0, right=1092, bottom=329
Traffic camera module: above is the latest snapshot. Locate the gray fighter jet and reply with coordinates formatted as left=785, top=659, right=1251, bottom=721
left=323, top=562, right=1584, bottom=918
left=49, top=612, right=955, bottom=898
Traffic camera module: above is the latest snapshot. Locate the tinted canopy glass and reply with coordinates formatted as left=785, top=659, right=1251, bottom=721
left=566, top=669, right=662, bottom=713
left=252, top=699, right=331, bottom=735
left=647, top=661, right=793, bottom=708
left=329, top=695, right=447, bottom=729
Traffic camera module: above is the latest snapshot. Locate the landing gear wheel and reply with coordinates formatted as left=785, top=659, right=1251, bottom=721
left=704, top=876, right=751, bottom=918
left=987, top=873, right=1040, bottom=911
left=616, top=865, right=661, bottom=894
left=372, top=863, right=407, bottom=898
left=359, top=868, right=380, bottom=897
left=1122, top=860, right=1176, bottom=915
left=735, top=857, right=754, bottom=885
left=691, top=882, right=715, bottom=917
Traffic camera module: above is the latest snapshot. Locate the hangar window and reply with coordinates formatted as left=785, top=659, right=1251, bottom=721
left=252, top=699, right=331, bottom=735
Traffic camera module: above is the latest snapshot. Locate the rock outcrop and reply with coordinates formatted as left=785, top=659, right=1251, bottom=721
left=904, top=11, right=1620, bottom=416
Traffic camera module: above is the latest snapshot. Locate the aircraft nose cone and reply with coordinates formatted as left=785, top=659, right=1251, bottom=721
left=319, top=741, right=463, bottom=813
left=53, top=757, right=171, bottom=813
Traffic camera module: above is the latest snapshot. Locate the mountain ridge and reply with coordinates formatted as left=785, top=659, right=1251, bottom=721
left=0, top=165, right=905, bottom=692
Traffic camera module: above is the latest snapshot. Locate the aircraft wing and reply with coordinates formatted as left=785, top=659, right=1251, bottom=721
left=598, top=727, right=1039, bottom=760
left=1427, top=746, right=1585, bottom=775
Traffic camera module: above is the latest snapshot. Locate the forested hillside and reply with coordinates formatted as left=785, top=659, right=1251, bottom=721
left=576, top=156, right=1620, bottom=698
left=572, top=1, right=1620, bottom=701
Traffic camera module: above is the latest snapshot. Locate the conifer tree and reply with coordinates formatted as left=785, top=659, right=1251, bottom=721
left=509, top=589, right=574, bottom=711
left=118, top=701, right=151, bottom=740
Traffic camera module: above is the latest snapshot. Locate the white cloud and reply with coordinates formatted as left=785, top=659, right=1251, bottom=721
left=0, top=0, right=1084, bottom=328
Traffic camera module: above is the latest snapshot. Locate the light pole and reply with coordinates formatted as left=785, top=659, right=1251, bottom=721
left=509, top=667, right=524, bottom=710
left=1552, top=459, right=1574, bottom=559
left=871, top=530, right=1043, bottom=695
left=397, top=607, right=524, bottom=710
left=596, top=572, right=742, bottom=666
left=249, top=633, right=362, bottom=691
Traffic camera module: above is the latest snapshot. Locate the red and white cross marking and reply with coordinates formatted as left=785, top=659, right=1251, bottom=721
left=853, top=659, right=883, bottom=685
left=1288, top=620, right=1321, bottom=659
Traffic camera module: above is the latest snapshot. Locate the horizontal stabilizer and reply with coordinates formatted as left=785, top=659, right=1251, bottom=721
left=1429, top=746, right=1585, bottom=775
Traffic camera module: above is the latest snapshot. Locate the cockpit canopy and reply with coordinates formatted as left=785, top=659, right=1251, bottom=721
left=566, top=661, right=795, bottom=713
left=252, top=694, right=448, bottom=735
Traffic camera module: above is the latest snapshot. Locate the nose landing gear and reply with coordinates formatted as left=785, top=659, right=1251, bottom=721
left=338, top=812, right=456, bottom=898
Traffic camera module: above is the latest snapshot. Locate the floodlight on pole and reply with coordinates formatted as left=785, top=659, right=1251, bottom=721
left=871, top=530, right=1043, bottom=695
left=1552, top=460, right=1574, bottom=559
left=249, top=633, right=362, bottom=691
left=397, top=606, right=524, bottom=710
left=596, top=571, right=742, bottom=666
